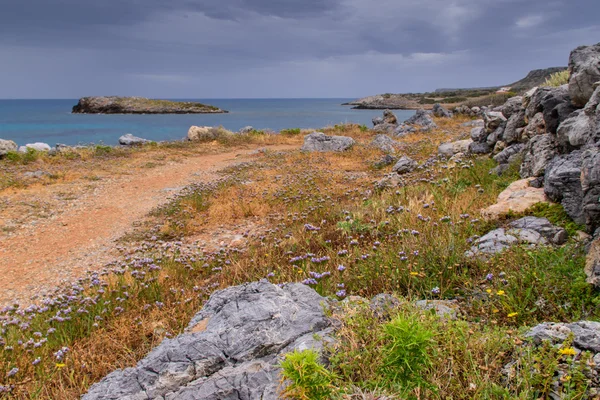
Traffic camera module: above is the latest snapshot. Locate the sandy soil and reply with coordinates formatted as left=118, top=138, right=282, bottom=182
left=0, top=144, right=295, bottom=306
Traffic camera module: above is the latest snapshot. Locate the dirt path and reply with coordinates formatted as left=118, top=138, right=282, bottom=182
left=0, top=144, right=295, bottom=307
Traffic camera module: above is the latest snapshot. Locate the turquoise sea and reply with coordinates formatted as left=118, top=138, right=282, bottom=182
left=0, top=99, right=415, bottom=146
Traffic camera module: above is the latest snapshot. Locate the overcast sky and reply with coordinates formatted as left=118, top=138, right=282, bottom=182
left=1, top=0, right=599, bottom=99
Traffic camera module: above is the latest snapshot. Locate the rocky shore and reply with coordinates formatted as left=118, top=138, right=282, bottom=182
left=72, top=96, right=228, bottom=114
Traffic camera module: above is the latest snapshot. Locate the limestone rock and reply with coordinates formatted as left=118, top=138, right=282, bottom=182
left=301, top=132, right=355, bottom=152
left=438, top=139, right=473, bottom=158
left=392, top=156, right=418, bottom=175
left=508, top=216, right=568, bottom=245
left=382, top=109, right=398, bottom=125
left=370, top=135, right=400, bottom=153
left=581, top=147, right=600, bottom=232
left=503, top=110, right=527, bottom=144
left=568, top=43, right=600, bottom=107
left=238, top=126, right=255, bottom=134
left=415, top=300, right=459, bottom=320
left=83, top=281, right=333, bottom=400
left=540, top=85, right=577, bottom=134
left=501, top=96, right=523, bottom=119
left=468, top=141, right=492, bottom=154
left=585, top=238, right=600, bottom=288
left=374, top=173, right=404, bottom=190
left=0, top=139, right=17, bottom=157
left=494, top=143, right=524, bottom=165
left=520, top=134, right=557, bottom=178
left=19, top=143, right=51, bottom=152
left=482, top=178, right=548, bottom=218
left=432, top=103, right=452, bottom=118
left=470, top=127, right=487, bottom=142
left=522, top=112, right=546, bottom=141
left=525, top=321, right=600, bottom=353
left=187, top=126, right=214, bottom=141
left=370, top=294, right=401, bottom=320
left=119, top=134, right=150, bottom=146
left=405, top=109, right=437, bottom=131
left=393, top=124, right=416, bottom=137
left=483, top=111, right=507, bottom=133
left=461, top=119, right=484, bottom=128
left=544, top=151, right=585, bottom=224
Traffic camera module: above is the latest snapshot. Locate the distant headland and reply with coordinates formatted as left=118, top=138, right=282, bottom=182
left=72, top=96, right=228, bottom=114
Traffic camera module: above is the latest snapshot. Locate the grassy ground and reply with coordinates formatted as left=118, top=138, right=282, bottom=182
left=0, top=119, right=596, bottom=399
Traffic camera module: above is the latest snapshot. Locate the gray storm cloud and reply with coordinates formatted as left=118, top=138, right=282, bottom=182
left=0, top=0, right=599, bottom=98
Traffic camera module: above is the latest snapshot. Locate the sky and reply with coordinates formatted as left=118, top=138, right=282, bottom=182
left=1, top=0, right=599, bottom=99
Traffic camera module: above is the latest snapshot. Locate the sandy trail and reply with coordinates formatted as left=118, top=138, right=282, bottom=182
left=0, top=145, right=295, bottom=306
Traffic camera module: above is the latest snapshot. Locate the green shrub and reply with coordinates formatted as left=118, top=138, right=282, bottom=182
left=379, top=314, right=435, bottom=389
left=94, top=145, right=113, bottom=156
left=543, top=70, right=570, bottom=87
left=4, top=148, right=41, bottom=164
left=524, top=202, right=585, bottom=236
left=280, top=350, right=336, bottom=400
left=281, top=128, right=302, bottom=135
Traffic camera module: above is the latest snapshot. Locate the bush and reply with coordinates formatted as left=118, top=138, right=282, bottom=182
left=543, top=70, right=570, bottom=87
left=280, top=350, right=336, bottom=400
left=379, top=314, right=434, bottom=389
left=280, top=128, right=302, bottom=135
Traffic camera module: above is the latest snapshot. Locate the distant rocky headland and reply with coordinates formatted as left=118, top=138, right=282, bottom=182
left=345, top=67, right=567, bottom=110
left=72, top=96, right=228, bottom=114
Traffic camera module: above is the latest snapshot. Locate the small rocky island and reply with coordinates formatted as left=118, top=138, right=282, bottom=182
left=72, top=96, right=228, bottom=114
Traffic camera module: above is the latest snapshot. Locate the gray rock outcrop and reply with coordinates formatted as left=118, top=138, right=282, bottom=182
left=0, top=139, right=17, bottom=156
left=581, top=147, right=600, bottom=232
left=119, top=134, right=150, bottom=146
left=439, top=139, right=473, bottom=158
left=432, top=103, right=452, bottom=118
left=544, top=151, right=585, bottom=224
left=83, top=281, right=333, bottom=400
left=568, top=43, right=600, bottom=107
left=520, top=134, right=557, bottom=178
left=19, top=142, right=51, bottom=152
left=370, top=134, right=400, bottom=153
left=404, top=109, right=437, bottom=131
left=301, top=132, right=355, bottom=152
left=525, top=321, right=600, bottom=353
left=392, top=156, right=418, bottom=174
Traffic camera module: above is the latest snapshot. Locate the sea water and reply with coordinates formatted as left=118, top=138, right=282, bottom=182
left=0, top=99, right=415, bottom=146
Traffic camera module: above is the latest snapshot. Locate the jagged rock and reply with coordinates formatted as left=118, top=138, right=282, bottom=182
left=494, top=143, right=524, bottom=165
left=483, top=111, right=507, bottom=133
left=544, top=151, right=585, bottom=224
left=187, top=126, right=214, bottom=141
left=19, top=143, right=51, bottom=152
left=375, top=173, right=403, bottom=190
left=503, top=110, right=527, bottom=144
left=482, top=178, right=548, bottom=218
left=467, top=217, right=566, bottom=257
left=471, top=106, right=481, bottom=114
left=370, top=294, right=401, bottom=320
left=520, top=134, right=557, bottom=178
left=392, top=156, right=418, bottom=175
left=461, top=119, right=484, bottom=128
left=373, top=123, right=398, bottom=135
left=568, top=43, right=600, bottom=107
left=508, top=216, right=568, bottom=245
left=382, top=109, right=398, bottom=125
left=525, top=321, right=600, bottom=353
left=23, top=170, right=50, bottom=179
left=83, top=281, right=333, bottom=400
left=238, top=126, right=255, bottom=134
left=540, top=85, right=578, bottom=134
left=522, top=112, right=546, bottom=141
left=525, top=87, right=550, bottom=120
left=470, top=127, right=487, bottom=142
left=119, top=134, right=150, bottom=146
left=0, top=139, right=17, bottom=157
left=486, top=123, right=506, bottom=147
left=501, top=96, right=524, bottom=119
left=585, top=237, right=600, bottom=288
left=493, top=141, right=507, bottom=155
left=301, top=132, right=355, bottom=152
left=393, top=124, right=416, bottom=137
left=372, top=116, right=384, bottom=126
left=370, top=135, right=400, bottom=153
left=582, top=147, right=600, bottom=232
left=432, top=103, right=452, bottom=118
left=374, top=154, right=396, bottom=168
left=405, top=109, right=437, bottom=130
left=438, top=139, right=472, bottom=158
left=468, top=141, right=491, bottom=154
left=557, top=86, right=600, bottom=150
left=415, top=300, right=458, bottom=320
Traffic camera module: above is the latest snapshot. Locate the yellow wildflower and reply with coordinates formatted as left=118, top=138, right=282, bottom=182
left=410, top=272, right=419, bottom=276
left=496, top=290, right=505, bottom=296
left=55, top=363, right=66, bottom=368
left=507, top=312, right=518, bottom=318
left=559, top=348, right=577, bottom=356
left=486, top=289, right=492, bottom=294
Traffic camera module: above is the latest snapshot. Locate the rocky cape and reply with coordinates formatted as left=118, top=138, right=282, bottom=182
left=72, top=97, right=228, bottom=114
left=345, top=67, right=567, bottom=110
